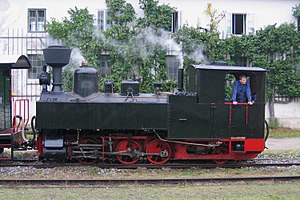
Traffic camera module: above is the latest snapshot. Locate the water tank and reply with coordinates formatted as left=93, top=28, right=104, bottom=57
left=73, top=66, right=98, bottom=97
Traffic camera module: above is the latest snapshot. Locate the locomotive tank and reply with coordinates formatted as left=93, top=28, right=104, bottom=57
left=36, top=51, right=168, bottom=131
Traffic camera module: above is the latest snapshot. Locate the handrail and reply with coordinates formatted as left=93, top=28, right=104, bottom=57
left=11, top=99, right=30, bottom=143
left=224, top=102, right=252, bottom=105
left=13, top=99, right=29, bottom=128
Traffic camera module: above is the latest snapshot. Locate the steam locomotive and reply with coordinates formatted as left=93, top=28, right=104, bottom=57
left=35, top=46, right=267, bottom=164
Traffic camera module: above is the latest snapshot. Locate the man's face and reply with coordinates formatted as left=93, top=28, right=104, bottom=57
left=239, top=77, right=247, bottom=85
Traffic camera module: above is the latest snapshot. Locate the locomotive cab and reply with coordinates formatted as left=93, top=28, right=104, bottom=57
left=169, top=65, right=267, bottom=155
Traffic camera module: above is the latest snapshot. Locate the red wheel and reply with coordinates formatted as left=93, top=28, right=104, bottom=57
left=79, top=138, right=98, bottom=165
left=212, top=147, right=228, bottom=165
left=116, top=140, right=141, bottom=165
left=146, top=140, right=171, bottom=164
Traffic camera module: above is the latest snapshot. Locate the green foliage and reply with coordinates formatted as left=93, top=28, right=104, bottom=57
left=224, top=74, right=235, bottom=99
left=45, top=2, right=300, bottom=104
left=138, top=0, right=175, bottom=30
left=173, top=25, right=222, bottom=63
left=62, top=67, right=74, bottom=92
left=252, top=23, right=300, bottom=97
left=105, top=0, right=136, bottom=40
left=45, top=1, right=177, bottom=93
left=292, top=3, right=300, bottom=18
left=175, top=20, right=300, bottom=122
left=46, top=7, right=104, bottom=67
left=103, top=0, right=174, bottom=92
left=269, top=118, right=280, bottom=129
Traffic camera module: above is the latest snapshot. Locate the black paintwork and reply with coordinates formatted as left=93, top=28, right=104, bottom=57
left=36, top=93, right=168, bottom=130
left=36, top=63, right=267, bottom=141
left=168, top=65, right=266, bottom=139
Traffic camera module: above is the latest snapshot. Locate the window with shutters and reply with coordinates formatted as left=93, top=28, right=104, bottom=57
left=225, top=13, right=254, bottom=37
left=97, top=10, right=111, bottom=31
left=232, top=14, right=246, bottom=35
left=168, top=11, right=182, bottom=33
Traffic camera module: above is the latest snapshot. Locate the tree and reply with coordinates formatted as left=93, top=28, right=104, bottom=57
left=292, top=3, right=300, bottom=18
left=45, top=1, right=177, bottom=93
left=46, top=7, right=104, bottom=67
left=138, top=0, right=175, bottom=30
left=46, top=7, right=105, bottom=91
left=217, top=23, right=300, bottom=124
left=250, top=24, right=300, bottom=123
left=203, top=3, right=225, bottom=32
left=174, top=13, right=300, bottom=126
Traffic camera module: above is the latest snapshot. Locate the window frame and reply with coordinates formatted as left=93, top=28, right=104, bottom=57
left=168, top=11, right=182, bottom=33
left=224, top=72, right=257, bottom=102
left=28, top=9, right=46, bottom=33
left=97, top=10, right=111, bottom=31
left=27, top=54, right=44, bottom=79
left=232, top=13, right=246, bottom=35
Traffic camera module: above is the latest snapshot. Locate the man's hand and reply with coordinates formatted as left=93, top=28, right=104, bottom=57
left=248, top=101, right=253, bottom=105
left=233, top=101, right=237, bottom=105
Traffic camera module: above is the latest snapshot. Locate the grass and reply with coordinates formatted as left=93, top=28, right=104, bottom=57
left=0, top=183, right=300, bottom=199
left=263, top=149, right=300, bottom=157
left=268, top=128, right=300, bottom=138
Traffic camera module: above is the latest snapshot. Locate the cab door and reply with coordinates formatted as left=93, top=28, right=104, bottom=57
left=0, top=66, right=11, bottom=131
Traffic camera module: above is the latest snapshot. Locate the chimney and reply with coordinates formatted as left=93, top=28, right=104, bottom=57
left=43, top=46, right=71, bottom=92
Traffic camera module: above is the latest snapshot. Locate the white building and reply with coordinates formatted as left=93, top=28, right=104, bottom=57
left=0, top=0, right=299, bottom=129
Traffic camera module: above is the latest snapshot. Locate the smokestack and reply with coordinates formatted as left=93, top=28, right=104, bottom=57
left=43, top=46, right=71, bottom=92
left=178, top=68, right=184, bottom=91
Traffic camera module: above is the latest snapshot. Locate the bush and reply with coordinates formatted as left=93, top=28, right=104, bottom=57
left=269, top=118, right=280, bottom=129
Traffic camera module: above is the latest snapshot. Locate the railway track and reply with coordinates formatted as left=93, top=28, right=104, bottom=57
left=0, top=176, right=300, bottom=187
left=0, top=162, right=300, bottom=169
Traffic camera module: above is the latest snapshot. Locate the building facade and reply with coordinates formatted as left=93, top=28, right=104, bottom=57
left=0, top=0, right=299, bottom=129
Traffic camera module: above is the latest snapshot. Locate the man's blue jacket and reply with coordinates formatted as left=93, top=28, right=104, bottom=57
left=232, top=80, right=252, bottom=103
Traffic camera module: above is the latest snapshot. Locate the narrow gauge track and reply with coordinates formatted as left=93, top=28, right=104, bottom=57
left=1, top=176, right=300, bottom=187
left=0, top=162, right=300, bottom=169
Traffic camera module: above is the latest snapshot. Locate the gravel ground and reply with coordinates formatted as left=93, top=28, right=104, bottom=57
left=0, top=163, right=299, bottom=180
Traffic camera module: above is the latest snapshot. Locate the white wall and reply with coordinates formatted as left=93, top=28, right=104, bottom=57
left=0, top=0, right=108, bottom=33
left=159, top=0, right=298, bottom=33
left=1, top=0, right=299, bottom=33
left=266, top=98, right=300, bottom=130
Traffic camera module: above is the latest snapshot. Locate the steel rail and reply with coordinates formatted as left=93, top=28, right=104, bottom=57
left=0, top=162, right=300, bottom=169
left=1, top=176, right=300, bottom=186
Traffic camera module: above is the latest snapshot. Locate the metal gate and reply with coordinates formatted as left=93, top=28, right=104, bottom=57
left=0, top=29, right=48, bottom=125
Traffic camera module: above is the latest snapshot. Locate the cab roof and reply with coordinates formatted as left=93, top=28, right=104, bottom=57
left=191, top=64, right=267, bottom=72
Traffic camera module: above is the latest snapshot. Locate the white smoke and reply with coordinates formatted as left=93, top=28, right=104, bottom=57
left=46, top=36, right=63, bottom=47
left=95, top=27, right=184, bottom=69
left=186, top=44, right=207, bottom=63
left=65, top=48, right=85, bottom=72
